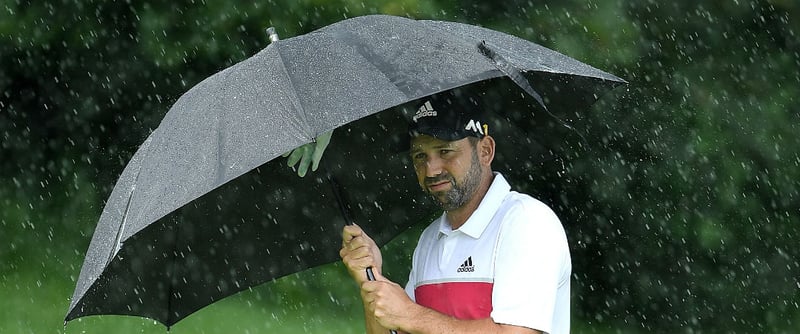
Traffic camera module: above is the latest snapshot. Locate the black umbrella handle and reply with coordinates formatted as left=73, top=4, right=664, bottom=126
left=365, top=267, right=376, bottom=281
left=360, top=248, right=394, bottom=334
left=326, top=172, right=396, bottom=334
left=327, top=173, right=379, bottom=280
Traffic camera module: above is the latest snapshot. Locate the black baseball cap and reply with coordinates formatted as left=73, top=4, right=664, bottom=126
left=408, top=90, right=489, bottom=142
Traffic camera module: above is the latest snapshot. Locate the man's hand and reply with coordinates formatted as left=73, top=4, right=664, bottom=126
left=340, top=224, right=383, bottom=285
left=361, top=271, right=417, bottom=331
left=282, top=130, right=333, bottom=177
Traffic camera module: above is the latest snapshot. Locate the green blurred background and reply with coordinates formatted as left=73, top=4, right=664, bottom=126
left=1, top=0, right=798, bottom=333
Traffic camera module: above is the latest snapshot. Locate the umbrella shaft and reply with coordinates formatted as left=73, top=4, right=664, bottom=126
left=365, top=268, right=396, bottom=334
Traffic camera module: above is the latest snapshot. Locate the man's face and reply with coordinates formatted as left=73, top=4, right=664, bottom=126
left=409, top=135, right=483, bottom=211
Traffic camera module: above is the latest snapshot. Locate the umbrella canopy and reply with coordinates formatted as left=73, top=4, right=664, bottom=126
left=65, top=14, right=625, bottom=327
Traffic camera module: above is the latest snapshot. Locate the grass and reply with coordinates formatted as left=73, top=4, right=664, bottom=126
left=2, top=262, right=367, bottom=334
left=3, top=255, right=645, bottom=334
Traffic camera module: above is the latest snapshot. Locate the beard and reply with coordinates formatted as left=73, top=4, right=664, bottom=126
left=425, top=148, right=483, bottom=211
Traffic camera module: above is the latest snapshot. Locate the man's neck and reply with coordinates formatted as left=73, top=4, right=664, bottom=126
left=445, top=172, right=494, bottom=230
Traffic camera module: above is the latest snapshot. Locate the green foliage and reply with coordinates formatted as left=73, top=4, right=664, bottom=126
left=2, top=0, right=798, bottom=333
left=554, top=1, right=800, bottom=332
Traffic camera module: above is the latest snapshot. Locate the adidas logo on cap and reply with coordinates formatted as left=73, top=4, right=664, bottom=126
left=412, top=101, right=437, bottom=122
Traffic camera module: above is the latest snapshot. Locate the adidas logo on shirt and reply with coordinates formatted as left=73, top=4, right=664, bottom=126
left=457, top=256, right=475, bottom=273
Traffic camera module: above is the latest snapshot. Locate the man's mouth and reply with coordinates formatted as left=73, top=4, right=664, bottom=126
left=426, top=180, right=452, bottom=192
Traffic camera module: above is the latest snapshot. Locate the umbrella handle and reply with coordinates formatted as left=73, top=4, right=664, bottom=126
left=327, top=173, right=396, bottom=334
left=366, top=267, right=376, bottom=281
left=366, top=268, right=397, bottom=334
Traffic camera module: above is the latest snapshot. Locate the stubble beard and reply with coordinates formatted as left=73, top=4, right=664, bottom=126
left=427, top=148, right=483, bottom=211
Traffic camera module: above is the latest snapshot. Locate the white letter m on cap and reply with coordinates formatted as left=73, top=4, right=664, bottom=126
left=465, top=119, right=485, bottom=135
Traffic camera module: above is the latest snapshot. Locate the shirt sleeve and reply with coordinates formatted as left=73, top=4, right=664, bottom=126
left=490, top=199, right=571, bottom=333
left=404, top=233, right=424, bottom=302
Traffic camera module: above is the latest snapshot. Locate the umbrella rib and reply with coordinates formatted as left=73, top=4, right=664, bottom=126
left=269, top=43, right=314, bottom=137
left=106, top=184, right=135, bottom=268
left=477, top=41, right=590, bottom=147
left=104, top=135, right=152, bottom=268
left=477, top=42, right=549, bottom=111
left=423, top=20, right=626, bottom=82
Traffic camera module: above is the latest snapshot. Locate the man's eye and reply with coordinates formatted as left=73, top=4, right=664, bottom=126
left=440, top=149, right=452, bottom=155
left=413, top=153, right=426, bottom=160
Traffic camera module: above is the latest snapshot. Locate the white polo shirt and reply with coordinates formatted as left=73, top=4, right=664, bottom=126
left=405, top=173, right=571, bottom=334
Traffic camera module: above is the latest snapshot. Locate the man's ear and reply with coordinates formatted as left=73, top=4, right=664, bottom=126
left=478, top=136, right=495, bottom=166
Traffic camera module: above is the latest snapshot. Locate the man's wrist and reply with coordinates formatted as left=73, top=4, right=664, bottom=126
left=395, top=301, right=434, bottom=333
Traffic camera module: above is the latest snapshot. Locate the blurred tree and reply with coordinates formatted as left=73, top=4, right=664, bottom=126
left=553, top=0, right=800, bottom=332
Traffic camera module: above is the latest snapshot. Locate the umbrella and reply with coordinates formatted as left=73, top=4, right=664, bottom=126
left=65, top=14, right=625, bottom=327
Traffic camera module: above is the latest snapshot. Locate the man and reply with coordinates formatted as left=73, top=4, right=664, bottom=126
left=340, top=91, right=572, bottom=334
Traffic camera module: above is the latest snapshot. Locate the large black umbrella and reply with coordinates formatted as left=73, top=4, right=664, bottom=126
left=65, top=14, right=624, bottom=327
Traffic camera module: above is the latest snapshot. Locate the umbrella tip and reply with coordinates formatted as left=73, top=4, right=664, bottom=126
left=266, top=27, right=279, bottom=43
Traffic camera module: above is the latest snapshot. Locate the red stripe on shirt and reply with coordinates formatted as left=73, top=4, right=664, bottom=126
left=415, top=282, right=493, bottom=319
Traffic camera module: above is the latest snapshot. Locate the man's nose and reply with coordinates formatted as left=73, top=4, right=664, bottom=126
left=425, top=156, right=444, bottom=177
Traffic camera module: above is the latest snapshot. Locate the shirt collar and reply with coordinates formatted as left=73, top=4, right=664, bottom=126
left=437, top=172, right=511, bottom=239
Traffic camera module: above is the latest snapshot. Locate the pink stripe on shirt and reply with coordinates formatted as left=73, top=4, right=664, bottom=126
left=415, top=282, right=493, bottom=319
